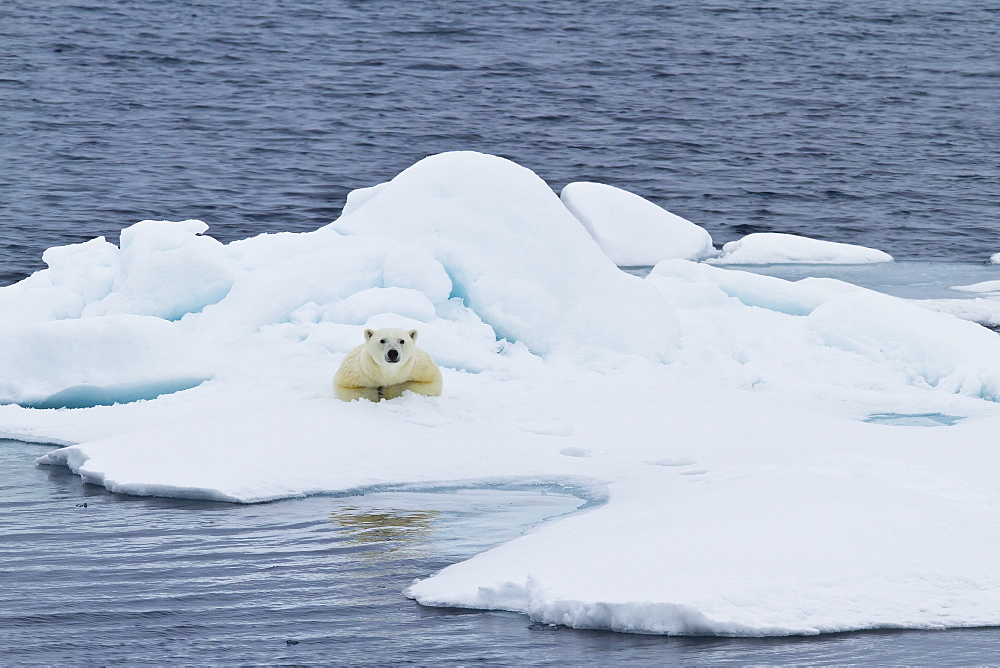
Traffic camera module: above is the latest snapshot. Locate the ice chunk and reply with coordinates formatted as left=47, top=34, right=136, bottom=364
left=710, top=232, right=893, bottom=265
left=82, top=220, right=237, bottom=321
left=0, top=237, right=119, bottom=325
left=333, top=152, right=679, bottom=359
left=560, top=181, right=715, bottom=265
left=0, top=220, right=237, bottom=325
left=952, top=279, right=1000, bottom=294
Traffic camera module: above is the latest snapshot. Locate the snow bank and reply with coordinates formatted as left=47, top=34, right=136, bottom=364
left=333, top=153, right=679, bottom=359
left=560, top=182, right=715, bottom=265
left=3, top=151, right=1000, bottom=638
left=808, top=290, right=1000, bottom=400
left=710, top=232, right=893, bottom=265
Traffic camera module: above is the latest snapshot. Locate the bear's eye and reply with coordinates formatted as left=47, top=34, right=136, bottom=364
left=398, top=340, right=405, bottom=345
left=379, top=339, right=386, bottom=344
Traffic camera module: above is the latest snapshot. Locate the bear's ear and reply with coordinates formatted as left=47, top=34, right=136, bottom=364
left=408, top=329, right=418, bottom=342
left=364, top=328, right=375, bottom=341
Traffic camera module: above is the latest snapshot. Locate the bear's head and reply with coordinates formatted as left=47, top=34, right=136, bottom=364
left=364, top=327, right=418, bottom=366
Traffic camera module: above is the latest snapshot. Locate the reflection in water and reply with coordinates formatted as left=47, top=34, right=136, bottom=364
left=329, top=506, right=438, bottom=553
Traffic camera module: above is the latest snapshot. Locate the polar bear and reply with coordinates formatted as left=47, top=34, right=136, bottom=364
left=333, top=327, right=443, bottom=402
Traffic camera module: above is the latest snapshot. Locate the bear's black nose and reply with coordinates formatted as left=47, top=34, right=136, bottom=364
left=387, top=349, right=399, bottom=362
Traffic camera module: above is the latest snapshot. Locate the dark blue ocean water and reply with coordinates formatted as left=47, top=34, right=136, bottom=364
left=2, top=0, right=999, bottom=287
left=3, top=1, right=1000, bottom=663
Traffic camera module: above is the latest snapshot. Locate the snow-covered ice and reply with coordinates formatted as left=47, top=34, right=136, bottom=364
left=709, top=232, right=893, bottom=265
left=952, top=280, right=1000, bottom=295
left=907, top=278, right=1000, bottom=331
left=918, top=298, right=1000, bottom=331
left=560, top=181, right=715, bottom=265
left=4, top=151, right=1000, bottom=637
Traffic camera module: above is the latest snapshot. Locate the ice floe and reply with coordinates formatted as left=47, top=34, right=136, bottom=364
left=709, top=232, right=893, bottom=265
left=2, top=151, right=1000, bottom=637
left=952, top=280, right=1000, bottom=295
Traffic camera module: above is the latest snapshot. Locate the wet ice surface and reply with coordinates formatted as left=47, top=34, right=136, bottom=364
left=865, top=413, right=964, bottom=427
left=627, top=261, right=1000, bottom=301
left=730, top=261, right=1000, bottom=301
left=3, top=439, right=999, bottom=665
left=701, top=261, right=1000, bottom=332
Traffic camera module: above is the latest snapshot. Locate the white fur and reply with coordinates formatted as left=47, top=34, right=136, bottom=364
left=333, top=327, right=443, bottom=401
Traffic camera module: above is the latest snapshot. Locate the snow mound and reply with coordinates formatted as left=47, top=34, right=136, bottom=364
left=808, top=290, right=1000, bottom=400
left=560, top=181, right=715, bottom=265
left=84, top=219, right=237, bottom=321
left=0, top=237, right=119, bottom=326
left=0, top=220, right=236, bottom=326
left=334, top=152, right=679, bottom=359
left=710, top=232, right=893, bottom=265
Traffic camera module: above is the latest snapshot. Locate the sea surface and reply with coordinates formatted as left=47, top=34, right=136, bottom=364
left=2, top=0, right=999, bottom=287
left=2, top=0, right=1000, bottom=663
